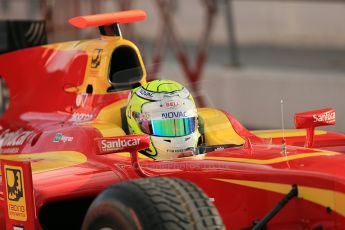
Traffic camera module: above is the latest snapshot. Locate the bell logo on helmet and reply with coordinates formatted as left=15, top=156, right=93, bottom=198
left=163, top=101, right=181, bottom=109
left=162, top=111, right=187, bottom=119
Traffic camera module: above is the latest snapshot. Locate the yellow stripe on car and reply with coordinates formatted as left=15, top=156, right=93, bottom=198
left=252, top=129, right=327, bottom=138
left=205, top=151, right=339, bottom=165
left=0, top=151, right=87, bottom=175
left=212, top=178, right=345, bottom=217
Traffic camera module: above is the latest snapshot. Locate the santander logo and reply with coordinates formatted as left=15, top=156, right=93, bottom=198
left=100, top=138, right=140, bottom=152
left=313, top=111, right=335, bottom=123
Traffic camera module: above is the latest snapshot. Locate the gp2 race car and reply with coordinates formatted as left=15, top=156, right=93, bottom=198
left=1, top=9, right=345, bottom=230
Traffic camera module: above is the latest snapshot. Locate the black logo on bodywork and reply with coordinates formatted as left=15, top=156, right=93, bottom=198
left=91, top=48, right=103, bottom=68
left=6, top=168, right=24, bottom=201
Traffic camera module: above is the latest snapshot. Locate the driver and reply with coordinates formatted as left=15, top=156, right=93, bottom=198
left=125, top=79, right=201, bottom=160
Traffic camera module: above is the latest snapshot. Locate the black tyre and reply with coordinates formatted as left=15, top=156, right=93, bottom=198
left=82, top=177, right=224, bottom=230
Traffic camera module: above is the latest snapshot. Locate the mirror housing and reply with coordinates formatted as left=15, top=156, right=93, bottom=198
left=96, top=134, right=150, bottom=154
left=294, top=108, right=336, bottom=148
left=96, top=134, right=151, bottom=177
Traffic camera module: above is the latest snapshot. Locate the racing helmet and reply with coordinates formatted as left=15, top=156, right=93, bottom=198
left=126, top=80, right=200, bottom=160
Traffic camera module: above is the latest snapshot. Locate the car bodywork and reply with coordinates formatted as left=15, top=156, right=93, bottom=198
left=1, top=10, right=345, bottom=230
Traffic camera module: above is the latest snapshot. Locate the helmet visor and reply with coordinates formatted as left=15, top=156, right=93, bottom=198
left=140, top=117, right=197, bottom=137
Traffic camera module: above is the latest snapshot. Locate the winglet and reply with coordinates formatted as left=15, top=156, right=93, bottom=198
left=69, top=10, right=146, bottom=28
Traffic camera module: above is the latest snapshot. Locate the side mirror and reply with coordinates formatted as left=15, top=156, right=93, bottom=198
left=294, top=108, right=335, bottom=148
left=96, top=134, right=151, bottom=177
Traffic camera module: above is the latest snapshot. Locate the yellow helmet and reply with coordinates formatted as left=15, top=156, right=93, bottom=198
left=126, top=80, right=200, bottom=159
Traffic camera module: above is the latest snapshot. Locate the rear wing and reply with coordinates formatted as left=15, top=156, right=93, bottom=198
left=1, top=160, right=37, bottom=229
left=69, top=10, right=146, bottom=36
left=0, top=10, right=147, bottom=122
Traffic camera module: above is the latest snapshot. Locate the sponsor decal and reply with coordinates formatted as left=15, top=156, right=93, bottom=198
left=167, top=149, right=186, bottom=153
left=6, top=168, right=23, bottom=202
left=136, top=87, right=190, bottom=101
left=5, top=166, right=27, bottom=221
left=162, top=100, right=181, bottom=109
left=53, top=133, right=73, bottom=143
left=313, top=111, right=335, bottom=123
left=69, top=112, right=94, bottom=122
left=0, top=129, right=33, bottom=152
left=137, top=88, right=154, bottom=98
left=91, top=48, right=103, bottom=68
left=162, top=111, right=187, bottom=119
left=100, top=138, right=140, bottom=153
left=76, top=93, right=88, bottom=107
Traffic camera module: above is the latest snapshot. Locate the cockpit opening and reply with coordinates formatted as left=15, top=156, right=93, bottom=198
left=108, top=46, right=143, bottom=92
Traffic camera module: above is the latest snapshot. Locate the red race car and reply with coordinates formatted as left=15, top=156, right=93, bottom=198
left=1, top=10, right=345, bottom=230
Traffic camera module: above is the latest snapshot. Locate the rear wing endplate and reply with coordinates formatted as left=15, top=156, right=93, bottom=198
left=1, top=160, right=37, bottom=229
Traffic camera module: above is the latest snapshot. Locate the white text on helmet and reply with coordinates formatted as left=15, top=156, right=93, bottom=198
left=138, top=88, right=153, bottom=98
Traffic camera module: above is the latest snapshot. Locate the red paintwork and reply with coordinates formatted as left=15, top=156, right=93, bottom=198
left=271, top=131, right=345, bottom=153
left=0, top=46, right=86, bottom=124
left=295, top=108, right=336, bottom=129
left=1, top=10, right=345, bottom=230
left=295, top=108, right=336, bottom=148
